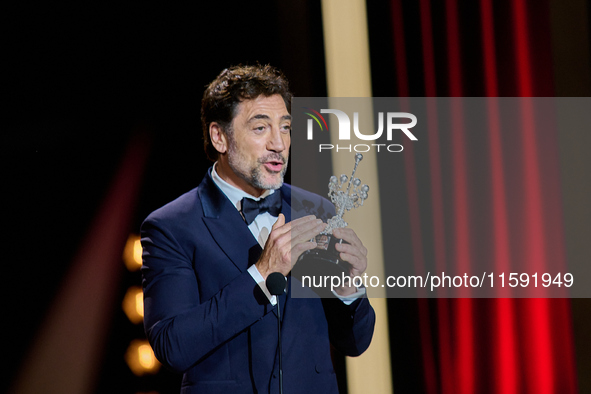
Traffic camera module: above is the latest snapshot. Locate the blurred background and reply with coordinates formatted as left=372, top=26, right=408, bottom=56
left=6, top=0, right=591, bottom=393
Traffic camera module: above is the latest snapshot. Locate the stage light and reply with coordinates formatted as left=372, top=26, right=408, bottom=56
left=125, top=339, right=161, bottom=376
left=123, top=234, right=143, bottom=271
left=122, top=286, right=144, bottom=324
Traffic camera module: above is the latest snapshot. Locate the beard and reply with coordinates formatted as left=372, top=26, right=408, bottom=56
left=227, top=142, right=288, bottom=190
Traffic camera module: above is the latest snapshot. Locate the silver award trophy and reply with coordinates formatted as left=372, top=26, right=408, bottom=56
left=296, top=153, right=370, bottom=277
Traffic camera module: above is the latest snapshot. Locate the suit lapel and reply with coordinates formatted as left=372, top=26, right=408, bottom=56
left=199, top=171, right=261, bottom=272
left=279, top=184, right=292, bottom=222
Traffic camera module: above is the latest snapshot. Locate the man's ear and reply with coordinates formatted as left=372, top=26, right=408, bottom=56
left=209, top=122, right=228, bottom=154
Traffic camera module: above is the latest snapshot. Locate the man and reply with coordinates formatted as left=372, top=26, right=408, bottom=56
left=141, top=64, right=375, bottom=393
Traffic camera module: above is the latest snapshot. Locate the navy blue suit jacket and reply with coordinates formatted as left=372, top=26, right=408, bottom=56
left=141, top=170, right=375, bottom=393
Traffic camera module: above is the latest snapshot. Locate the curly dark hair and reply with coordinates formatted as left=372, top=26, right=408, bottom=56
left=201, top=64, right=293, bottom=161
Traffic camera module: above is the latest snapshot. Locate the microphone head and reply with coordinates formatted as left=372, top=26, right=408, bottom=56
left=266, top=272, right=287, bottom=296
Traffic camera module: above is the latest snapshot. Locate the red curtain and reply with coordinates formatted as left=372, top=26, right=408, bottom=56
left=389, top=0, right=578, bottom=392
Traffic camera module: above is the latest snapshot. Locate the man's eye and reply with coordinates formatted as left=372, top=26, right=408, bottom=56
left=254, top=126, right=266, bottom=132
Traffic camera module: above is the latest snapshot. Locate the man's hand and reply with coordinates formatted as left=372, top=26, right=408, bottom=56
left=256, top=214, right=326, bottom=279
left=332, top=227, right=368, bottom=296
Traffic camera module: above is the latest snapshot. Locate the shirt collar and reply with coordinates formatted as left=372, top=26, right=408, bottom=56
left=211, top=162, right=275, bottom=211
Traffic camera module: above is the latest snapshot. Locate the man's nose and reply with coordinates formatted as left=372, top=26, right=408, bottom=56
left=267, top=126, right=286, bottom=152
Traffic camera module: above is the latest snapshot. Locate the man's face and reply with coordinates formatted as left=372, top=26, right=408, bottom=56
left=222, top=94, right=291, bottom=196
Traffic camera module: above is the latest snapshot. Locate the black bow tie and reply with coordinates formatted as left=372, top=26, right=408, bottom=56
left=241, top=191, right=282, bottom=225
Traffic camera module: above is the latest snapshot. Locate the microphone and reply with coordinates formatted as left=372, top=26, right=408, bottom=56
left=266, top=272, right=287, bottom=296
left=266, top=272, right=286, bottom=394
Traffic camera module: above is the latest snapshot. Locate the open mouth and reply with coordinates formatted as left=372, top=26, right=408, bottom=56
left=264, top=160, right=284, bottom=172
